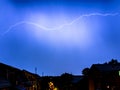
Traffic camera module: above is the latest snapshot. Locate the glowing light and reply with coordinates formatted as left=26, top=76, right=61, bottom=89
left=1, top=12, right=119, bottom=36
left=119, top=71, right=120, bottom=76
left=107, top=85, right=110, bottom=89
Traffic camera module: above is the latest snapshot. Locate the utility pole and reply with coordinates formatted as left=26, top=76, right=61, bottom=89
left=42, top=72, right=44, bottom=76
left=35, top=67, right=37, bottom=90
left=35, top=67, right=37, bottom=74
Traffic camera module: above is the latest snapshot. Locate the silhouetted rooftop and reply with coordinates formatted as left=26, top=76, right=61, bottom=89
left=91, top=63, right=120, bottom=72
left=0, top=62, right=21, bottom=71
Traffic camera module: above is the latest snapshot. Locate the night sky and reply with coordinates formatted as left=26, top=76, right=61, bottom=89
left=0, top=0, right=120, bottom=76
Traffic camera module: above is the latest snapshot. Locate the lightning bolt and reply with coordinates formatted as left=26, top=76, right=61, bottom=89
left=1, top=12, right=119, bottom=36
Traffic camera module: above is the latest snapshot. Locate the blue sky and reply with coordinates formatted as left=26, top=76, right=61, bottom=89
left=0, top=0, right=120, bottom=76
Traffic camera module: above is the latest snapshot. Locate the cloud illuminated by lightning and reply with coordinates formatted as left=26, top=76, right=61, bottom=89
left=1, top=12, right=119, bottom=36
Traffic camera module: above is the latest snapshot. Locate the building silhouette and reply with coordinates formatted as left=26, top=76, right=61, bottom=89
left=0, top=63, right=41, bottom=90
left=88, top=63, right=120, bottom=90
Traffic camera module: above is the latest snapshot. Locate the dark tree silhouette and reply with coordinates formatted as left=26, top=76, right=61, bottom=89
left=82, top=68, right=90, bottom=76
left=60, top=73, right=73, bottom=90
left=108, top=59, right=119, bottom=65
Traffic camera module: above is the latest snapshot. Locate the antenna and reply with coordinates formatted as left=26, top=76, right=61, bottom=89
left=42, top=72, right=44, bottom=76
left=35, top=67, right=37, bottom=74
